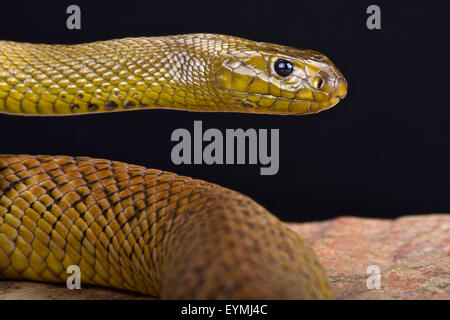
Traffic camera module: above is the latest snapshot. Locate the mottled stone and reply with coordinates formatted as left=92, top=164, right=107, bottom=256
left=288, top=214, right=449, bottom=300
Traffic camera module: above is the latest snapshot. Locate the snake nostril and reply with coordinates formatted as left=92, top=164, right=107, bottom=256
left=312, top=77, right=324, bottom=90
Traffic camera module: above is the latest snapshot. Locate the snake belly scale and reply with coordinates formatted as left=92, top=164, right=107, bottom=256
left=0, top=34, right=347, bottom=299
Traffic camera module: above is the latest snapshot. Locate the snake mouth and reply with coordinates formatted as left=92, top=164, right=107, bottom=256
left=238, top=92, right=340, bottom=114
left=330, top=77, right=348, bottom=101
left=322, top=97, right=340, bottom=111
left=225, top=76, right=347, bottom=114
left=314, top=77, right=347, bottom=113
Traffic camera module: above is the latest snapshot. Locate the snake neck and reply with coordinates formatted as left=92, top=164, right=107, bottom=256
left=161, top=191, right=333, bottom=299
left=0, top=34, right=245, bottom=115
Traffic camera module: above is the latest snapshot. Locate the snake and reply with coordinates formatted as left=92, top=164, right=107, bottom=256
left=0, top=33, right=347, bottom=299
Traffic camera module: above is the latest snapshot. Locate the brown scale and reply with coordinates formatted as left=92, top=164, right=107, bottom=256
left=0, top=154, right=333, bottom=299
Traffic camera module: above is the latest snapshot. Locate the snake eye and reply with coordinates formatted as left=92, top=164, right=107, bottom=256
left=274, top=59, right=293, bottom=77
left=312, top=77, right=324, bottom=90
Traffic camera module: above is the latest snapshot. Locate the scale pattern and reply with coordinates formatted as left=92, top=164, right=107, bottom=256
left=0, top=34, right=347, bottom=115
left=0, top=34, right=345, bottom=298
left=0, top=155, right=333, bottom=299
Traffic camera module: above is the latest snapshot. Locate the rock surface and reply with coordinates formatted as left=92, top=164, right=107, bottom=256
left=289, top=214, right=449, bottom=299
left=0, top=215, right=448, bottom=300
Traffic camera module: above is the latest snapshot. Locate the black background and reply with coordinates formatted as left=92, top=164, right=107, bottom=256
left=0, top=1, right=449, bottom=222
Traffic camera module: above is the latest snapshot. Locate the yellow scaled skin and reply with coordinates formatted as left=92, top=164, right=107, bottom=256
left=0, top=34, right=347, bottom=299
left=0, top=34, right=346, bottom=115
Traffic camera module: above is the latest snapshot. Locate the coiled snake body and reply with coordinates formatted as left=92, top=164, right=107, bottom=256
left=0, top=34, right=347, bottom=299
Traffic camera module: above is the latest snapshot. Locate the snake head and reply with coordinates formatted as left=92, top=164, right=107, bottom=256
left=215, top=40, right=347, bottom=114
